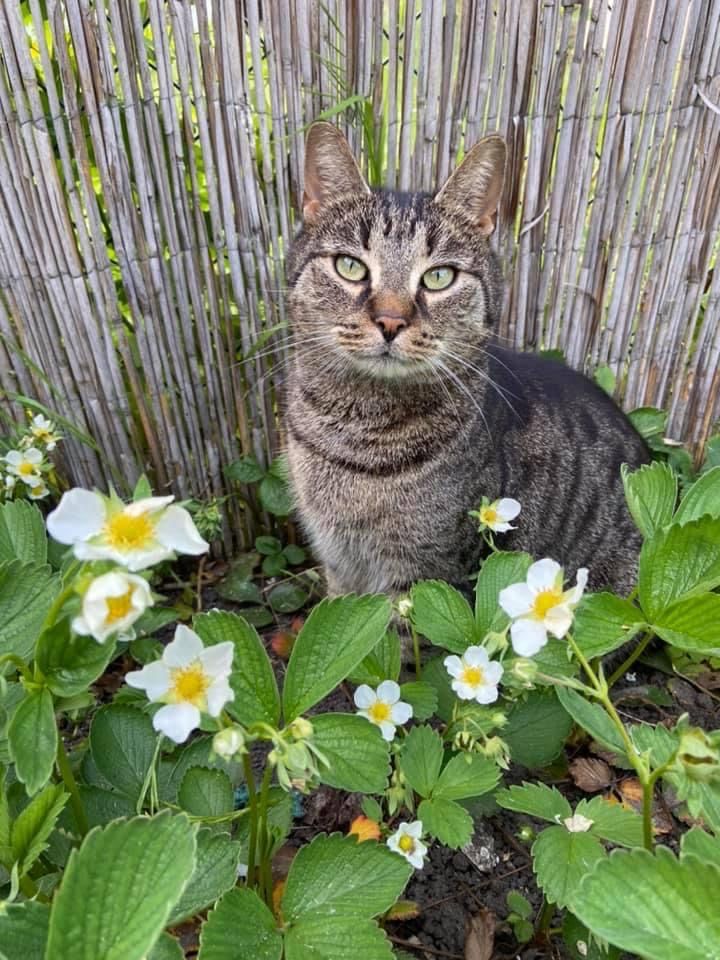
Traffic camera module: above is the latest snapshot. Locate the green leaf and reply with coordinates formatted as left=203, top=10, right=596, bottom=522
left=532, top=825, right=605, bottom=908
left=216, top=567, right=262, bottom=605
left=224, top=456, right=265, bottom=484
left=418, top=796, right=473, bottom=848
left=262, top=553, right=286, bottom=576
left=420, top=656, right=456, bottom=722
left=158, top=736, right=224, bottom=803
left=281, top=833, right=411, bottom=921
left=680, top=827, right=720, bottom=866
left=399, top=725, right=443, bottom=798
left=562, top=914, right=622, bottom=960
left=310, top=713, right=390, bottom=793
left=433, top=754, right=500, bottom=801
left=76, top=785, right=135, bottom=829
left=621, top=461, right=677, bottom=538
left=10, top=782, right=68, bottom=873
left=638, top=517, right=720, bottom=619
left=576, top=796, right=644, bottom=848
left=573, top=593, right=646, bottom=659
left=651, top=593, right=720, bottom=654
left=267, top=582, right=308, bottom=613
left=532, top=639, right=579, bottom=680
left=285, top=916, right=394, bottom=960
left=0, top=500, right=47, bottom=565
left=169, top=828, right=241, bottom=924
left=89, top=705, right=156, bottom=804
left=593, top=364, right=616, bottom=395
left=556, top=687, right=626, bottom=758
left=283, top=595, right=391, bottom=720
left=475, top=551, right=533, bottom=636
left=349, top=629, right=401, bottom=685
left=629, top=406, right=667, bottom=444
left=198, top=887, right=282, bottom=960
left=256, top=535, right=282, bottom=555
left=193, top=610, right=280, bottom=728
left=410, top=580, right=477, bottom=652
left=46, top=812, right=196, bottom=960
left=399, top=681, right=437, bottom=721
left=132, top=474, right=153, bottom=500
left=573, top=847, right=720, bottom=960
left=506, top=890, right=532, bottom=918
left=673, top=466, right=720, bottom=524
left=36, top=618, right=117, bottom=697
left=259, top=473, right=293, bottom=516
left=283, top=544, right=307, bottom=565
left=0, top=901, right=49, bottom=960
left=503, top=689, right=574, bottom=768
left=8, top=687, right=57, bottom=795
left=0, top=560, right=59, bottom=661
left=178, top=767, right=234, bottom=819
left=496, top=782, right=572, bottom=822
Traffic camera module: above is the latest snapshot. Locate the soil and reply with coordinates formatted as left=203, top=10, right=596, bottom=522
left=115, top=564, right=720, bottom=959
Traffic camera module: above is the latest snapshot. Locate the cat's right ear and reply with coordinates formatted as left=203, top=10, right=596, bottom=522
left=434, top=135, right=506, bottom=236
left=302, top=122, right=369, bottom=222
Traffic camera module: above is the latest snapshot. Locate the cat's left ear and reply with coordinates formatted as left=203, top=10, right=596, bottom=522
left=302, top=122, right=370, bottom=222
left=434, top=135, right=506, bottom=236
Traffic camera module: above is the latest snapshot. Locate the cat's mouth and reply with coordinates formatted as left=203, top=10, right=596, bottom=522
left=348, top=343, right=431, bottom=379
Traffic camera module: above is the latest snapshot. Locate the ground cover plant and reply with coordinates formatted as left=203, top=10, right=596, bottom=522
left=0, top=449, right=719, bottom=959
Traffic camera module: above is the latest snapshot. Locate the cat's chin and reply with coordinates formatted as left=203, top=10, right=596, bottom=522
left=349, top=353, right=429, bottom=381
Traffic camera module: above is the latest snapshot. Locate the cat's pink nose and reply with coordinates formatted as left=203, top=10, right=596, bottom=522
left=373, top=314, right=408, bottom=342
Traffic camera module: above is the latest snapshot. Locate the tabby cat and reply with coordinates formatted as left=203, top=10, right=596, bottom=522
left=285, top=122, right=649, bottom=601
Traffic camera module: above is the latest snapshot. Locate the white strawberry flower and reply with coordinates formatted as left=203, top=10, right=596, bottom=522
left=477, top=497, right=521, bottom=532
left=444, top=645, right=504, bottom=703
left=28, top=414, right=61, bottom=451
left=72, top=570, right=153, bottom=643
left=354, top=680, right=413, bottom=741
left=498, top=558, right=588, bottom=657
left=387, top=820, right=427, bottom=870
left=27, top=481, right=50, bottom=500
left=564, top=813, right=594, bottom=833
left=125, top=624, right=234, bottom=743
left=4, top=447, right=44, bottom=487
left=46, top=488, right=208, bottom=571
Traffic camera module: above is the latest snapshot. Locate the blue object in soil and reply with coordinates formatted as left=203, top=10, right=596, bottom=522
left=234, top=785, right=249, bottom=810
left=234, top=784, right=304, bottom=818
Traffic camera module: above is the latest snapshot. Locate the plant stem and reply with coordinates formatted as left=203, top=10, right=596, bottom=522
left=41, top=560, right=83, bottom=631
left=56, top=734, right=89, bottom=837
left=410, top=623, right=422, bottom=679
left=256, top=764, right=274, bottom=905
left=606, top=631, right=653, bottom=689
left=534, top=896, right=555, bottom=941
left=243, top=754, right=259, bottom=887
left=641, top=775, right=655, bottom=850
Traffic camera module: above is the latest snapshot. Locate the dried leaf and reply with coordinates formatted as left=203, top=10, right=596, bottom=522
left=464, top=908, right=495, bottom=960
left=617, top=778, right=673, bottom=834
left=385, top=899, right=420, bottom=921
left=569, top=757, right=613, bottom=793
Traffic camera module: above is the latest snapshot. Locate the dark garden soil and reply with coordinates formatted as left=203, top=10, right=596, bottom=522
left=103, top=561, right=720, bottom=960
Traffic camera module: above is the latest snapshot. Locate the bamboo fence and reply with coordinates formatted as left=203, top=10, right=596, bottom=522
left=0, top=0, right=718, bottom=547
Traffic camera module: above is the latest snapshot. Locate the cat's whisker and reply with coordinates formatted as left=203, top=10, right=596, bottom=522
left=439, top=345, right=522, bottom=420
left=432, top=357, right=492, bottom=440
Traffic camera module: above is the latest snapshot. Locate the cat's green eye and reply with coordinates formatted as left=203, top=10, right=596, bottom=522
left=422, top=266, right=456, bottom=291
left=335, top=255, right=368, bottom=282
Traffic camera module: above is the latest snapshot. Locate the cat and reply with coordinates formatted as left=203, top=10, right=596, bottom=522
left=285, top=122, right=650, bottom=603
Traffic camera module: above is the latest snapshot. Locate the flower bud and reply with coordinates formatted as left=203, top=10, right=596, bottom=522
left=213, top=725, right=246, bottom=760
left=512, top=658, right=538, bottom=683
left=288, top=717, right=314, bottom=740
left=396, top=597, right=413, bottom=618
left=673, top=723, right=720, bottom=783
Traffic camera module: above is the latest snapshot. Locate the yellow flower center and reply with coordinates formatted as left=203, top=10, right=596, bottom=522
left=105, top=512, right=154, bottom=550
left=18, top=462, right=35, bottom=476
left=479, top=506, right=498, bottom=525
left=398, top=834, right=415, bottom=853
left=532, top=588, right=563, bottom=619
left=105, top=589, right=134, bottom=623
left=33, top=428, right=53, bottom=442
left=169, top=662, right=210, bottom=707
left=461, top=665, right=484, bottom=687
left=369, top=701, right=392, bottom=724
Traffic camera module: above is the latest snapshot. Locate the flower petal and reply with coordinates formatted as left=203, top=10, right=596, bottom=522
left=154, top=505, right=209, bottom=556
left=206, top=677, right=234, bottom=716
left=498, top=582, right=534, bottom=618
left=163, top=624, right=205, bottom=667
left=510, top=618, right=548, bottom=657
left=376, top=680, right=401, bottom=704
left=484, top=661, right=504, bottom=684
left=544, top=604, right=573, bottom=639
left=390, top=701, right=413, bottom=725
left=564, top=567, right=589, bottom=606
left=153, top=703, right=200, bottom=743
left=526, top=558, right=563, bottom=591
left=474, top=684, right=499, bottom=705
left=125, top=496, right=175, bottom=517
left=497, top=498, right=521, bottom=521
left=451, top=679, right=478, bottom=700
left=46, top=489, right=106, bottom=544
left=463, top=645, right=490, bottom=668
left=125, top=661, right=171, bottom=701
left=353, top=685, right=376, bottom=709
left=443, top=655, right=463, bottom=678
left=378, top=720, right=396, bottom=741
left=200, top=641, right=235, bottom=678
left=406, top=820, right=423, bottom=838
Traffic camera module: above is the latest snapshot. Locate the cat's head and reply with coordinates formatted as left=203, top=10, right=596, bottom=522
left=288, top=122, right=505, bottom=380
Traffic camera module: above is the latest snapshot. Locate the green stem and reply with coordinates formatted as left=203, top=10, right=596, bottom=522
left=136, top=735, right=164, bottom=815
left=56, top=734, right=89, bottom=837
left=641, top=776, right=655, bottom=851
left=410, top=623, right=422, bottom=679
left=42, top=560, right=83, bottom=630
left=606, top=631, right=654, bottom=689
left=534, top=896, right=555, bottom=940
left=243, top=754, right=259, bottom=887
left=256, top=764, right=274, bottom=905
